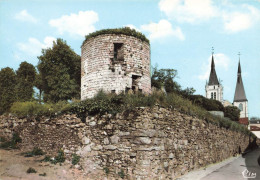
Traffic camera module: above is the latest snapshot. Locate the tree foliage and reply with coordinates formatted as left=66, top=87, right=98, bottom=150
left=16, top=62, right=36, bottom=102
left=151, top=66, right=178, bottom=92
left=151, top=66, right=195, bottom=96
left=0, top=67, right=17, bottom=114
left=37, top=38, right=81, bottom=103
left=224, top=106, right=240, bottom=121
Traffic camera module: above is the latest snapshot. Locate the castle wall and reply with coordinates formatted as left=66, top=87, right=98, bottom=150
left=0, top=106, right=255, bottom=179
left=81, top=34, right=151, bottom=99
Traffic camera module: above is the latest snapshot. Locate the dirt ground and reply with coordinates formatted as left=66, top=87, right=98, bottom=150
left=0, top=149, right=87, bottom=180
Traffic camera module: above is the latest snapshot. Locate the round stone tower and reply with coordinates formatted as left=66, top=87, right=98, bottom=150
left=81, top=28, right=151, bottom=99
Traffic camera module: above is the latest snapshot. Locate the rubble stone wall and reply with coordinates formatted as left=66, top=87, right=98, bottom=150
left=81, top=34, right=151, bottom=99
left=0, top=106, right=253, bottom=179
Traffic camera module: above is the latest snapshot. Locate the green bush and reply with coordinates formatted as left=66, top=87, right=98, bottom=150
left=104, top=167, right=109, bottom=175
left=71, top=153, right=80, bottom=165
left=27, top=167, right=37, bottom=173
left=39, top=172, right=46, bottom=176
left=0, top=136, right=6, bottom=142
left=24, top=147, right=44, bottom=157
left=0, top=132, right=21, bottom=149
left=42, top=149, right=65, bottom=165
left=118, top=169, right=125, bottom=179
left=82, top=27, right=149, bottom=47
left=224, top=106, right=240, bottom=121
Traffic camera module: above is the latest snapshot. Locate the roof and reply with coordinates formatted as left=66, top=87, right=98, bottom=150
left=239, top=117, right=249, bottom=125
left=234, top=61, right=247, bottom=102
left=208, top=55, right=219, bottom=85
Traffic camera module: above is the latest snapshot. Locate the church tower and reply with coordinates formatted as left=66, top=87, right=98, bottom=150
left=205, top=51, right=223, bottom=102
left=233, top=57, right=248, bottom=120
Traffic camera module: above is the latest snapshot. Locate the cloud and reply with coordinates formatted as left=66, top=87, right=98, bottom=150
left=158, top=0, right=260, bottom=33
left=17, top=37, right=56, bottom=56
left=222, top=5, right=260, bottom=33
left=140, top=19, right=185, bottom=40
left=14, top=10, right=37, bottom=23
left=159, top=0, right=217, bottom=23
left=49, top=11, right=98, bottom=37
left=198, top=53, right=230, bottom=81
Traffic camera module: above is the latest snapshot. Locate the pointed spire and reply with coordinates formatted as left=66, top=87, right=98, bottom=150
left=208, top=48, right=219, bottom=85
left=238, top=52, right=241, bottom=74
left=234, top=55, right=247, bottom=102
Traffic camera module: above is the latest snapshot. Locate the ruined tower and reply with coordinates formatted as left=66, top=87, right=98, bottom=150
left=81, top=28, right=151, bottom=99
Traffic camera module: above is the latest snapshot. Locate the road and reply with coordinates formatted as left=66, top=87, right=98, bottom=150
left=179, top=148, right=260, bottom=180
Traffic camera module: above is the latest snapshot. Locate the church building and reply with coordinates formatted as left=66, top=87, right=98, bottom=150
left=205, top=53, right=223, bottom=102
left=205, top=51, right=249, bottom=126
left=233, top=59, right=248, bottom=125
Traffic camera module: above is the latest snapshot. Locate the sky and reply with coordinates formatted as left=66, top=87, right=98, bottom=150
left=0, top=0, right=259, bottom=117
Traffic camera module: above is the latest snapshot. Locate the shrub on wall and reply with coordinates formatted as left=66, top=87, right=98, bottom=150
left=82, top=27, right=149, bottom=46
left=10, top=101, right=70, bottom=118
left=224, top=106, right=240, bottom=122
left=186, top=95, right=224, bottom=112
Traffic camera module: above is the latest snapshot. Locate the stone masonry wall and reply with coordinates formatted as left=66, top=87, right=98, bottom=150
left=0, top=106, right=254, bottom=179
left=81, top=34, right=151, bottom=99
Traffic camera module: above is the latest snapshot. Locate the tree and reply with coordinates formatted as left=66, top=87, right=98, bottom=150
left=0, top=67, right=17, bottom=114
left=151, top=66, right=179, bottom=93
left=34, top=72, right=44, bottom=104
left=16, top=61, right=36, bottom=102
left=151, top=66, right=195, bottom=96
left=224, top=106, right=240, bottom=121
left=37, top=38, right=81, bottom=103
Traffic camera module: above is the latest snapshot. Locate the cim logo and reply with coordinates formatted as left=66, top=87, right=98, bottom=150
left=242, top=169, right=256, bottom=179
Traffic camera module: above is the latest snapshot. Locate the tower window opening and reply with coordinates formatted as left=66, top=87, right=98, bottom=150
left=239, top=103, right=243, bottom=111
left=214, top=92, right=216, bottom=100
left=113, top=43, right=124, bottom=61
left=211, top=92, right=213, bottom=99
left=132, top=75, right=141, bottom=93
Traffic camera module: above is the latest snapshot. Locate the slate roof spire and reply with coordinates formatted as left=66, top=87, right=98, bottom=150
left=234, top=55, right=247, bottom=102
left=208, top=49, right=219, bottom=85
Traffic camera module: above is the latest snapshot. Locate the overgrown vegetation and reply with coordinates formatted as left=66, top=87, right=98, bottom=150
left=118, top=169, right=125, bottom=179
left=71, top=153, right=80, bottom=165
left=24, top=147, right=44, bottom=157
left=27, top=167, right=37, bottom=173
left=0, top=132, right=22, bottom=149
left=82, top=27, right=149, bottom=46
left=42, top=149, right=65, bottom=165
left=10, top=101, right=71, bottom=118
left=104, top=167, right=110, bottom=175
left=39, top=172, right=47, bottom=176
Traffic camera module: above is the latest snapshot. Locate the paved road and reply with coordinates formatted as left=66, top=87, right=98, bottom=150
left=179, top=148, right=260, bottom=180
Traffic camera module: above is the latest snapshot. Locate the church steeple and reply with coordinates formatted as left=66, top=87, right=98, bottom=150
left=234, top=59, right=247, bottom=102
left=205, top=47, right=223, bottom=102
left=208, top=54, right=219, bottom=85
